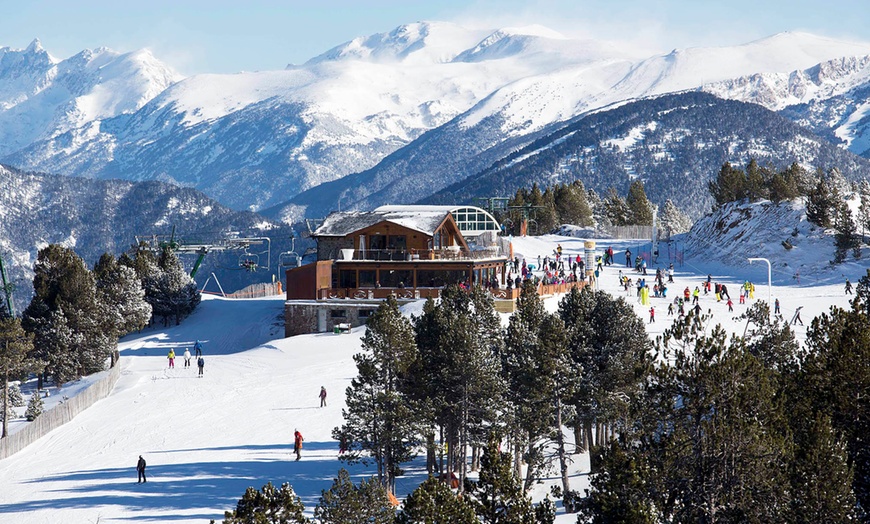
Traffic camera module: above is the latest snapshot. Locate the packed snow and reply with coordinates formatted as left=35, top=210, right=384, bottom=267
left=0, top=232, right=860, bottom=523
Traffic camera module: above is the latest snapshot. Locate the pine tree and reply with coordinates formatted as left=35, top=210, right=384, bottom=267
left=334, top=296, right=419, bottom=493
left=314, top=469, right=394, bottom=524
left=554, top=181, right=594, bottom=227
left=410, top=286, right=505, bottom=493
left=25, top=391, right=43, bottom=421
left=471, top=439, right=535, bottom=524
left=603, top=188, right=631, bottom=226
left=834, top=202, right=860, bottom=263
left=222, top=482, right=309, bottom=524
left=768, top=163, right=803, bottom=203
left=652, top=322, right=792, bottom=523
left=578, top=440, right=656, bottom=524
left=858, top=179, right=870, bottom=239
left=7, top=381, right=23, bottom=407
left=557, top=287, right=652, bottom=458
left=22, top=245, right=111, bottom=385
left=787, top=413, right=856, bottom=524
left=0, top=316, right=42, bottom=437
left=801, top=292, right=870, bottom=517
left=626, top=180, right=654, bottom=226
left=658, top=199, right=693, bottom=239
left=806, top=172, right=839, bottom=228
left=503, top=281, right=575, bottom=493
left=94, top=253, right=152, bottom=336
left=587, top=188, right=606, bottom=227
left=708, top=162, right=747, bottom=209
left=145, top=246, right=201, bottom=326
left=744, top=158, right=769, bottom=202
left=396, top=476, right=477, bottom=524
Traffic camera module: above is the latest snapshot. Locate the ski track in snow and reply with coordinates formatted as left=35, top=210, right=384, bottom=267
left=0, top=234, right=862, bottom=522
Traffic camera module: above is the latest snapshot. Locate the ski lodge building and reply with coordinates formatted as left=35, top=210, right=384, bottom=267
left=284, top=205, right=511, bottom=335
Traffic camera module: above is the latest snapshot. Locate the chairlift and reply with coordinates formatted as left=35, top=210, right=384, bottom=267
left=239, top=253, right=260, bottom=271
left=278, top=251, right=301, bottom=268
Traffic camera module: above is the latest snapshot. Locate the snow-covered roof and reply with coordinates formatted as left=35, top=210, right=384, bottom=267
left=374, top=205, right=501, bottom=237
left=313, top=209, right=451, bottom=237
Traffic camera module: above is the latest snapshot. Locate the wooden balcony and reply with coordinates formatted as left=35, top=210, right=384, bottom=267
left=316, top=280, right=586, bottom=301
left=338, top=246, right=503, bottom=262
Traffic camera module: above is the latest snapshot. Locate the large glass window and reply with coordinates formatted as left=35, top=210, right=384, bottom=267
left=417, top=269, right=470, bottom=287
left=389, top=235, right=406, bottom=251
left=379, top=269, right=413, bottom=288
left=359, top=270, right=377, bottom=288
left=368, top=235, right=386, bottom=250
left=339, top=270, right=357, bottom=288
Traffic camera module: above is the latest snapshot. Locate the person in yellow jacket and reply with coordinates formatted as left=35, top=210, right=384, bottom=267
left=167, top=349, right=176, bottom=369
left=749, top=283, right=755, bottom=299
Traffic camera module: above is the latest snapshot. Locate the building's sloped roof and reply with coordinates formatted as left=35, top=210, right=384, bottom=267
left=314, top=209, right=450, bottom=237
left=375, top=205, right=501, bottom=238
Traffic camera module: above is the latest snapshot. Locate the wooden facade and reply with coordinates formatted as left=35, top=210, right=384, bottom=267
left=286, top=210, right=507, bottom=300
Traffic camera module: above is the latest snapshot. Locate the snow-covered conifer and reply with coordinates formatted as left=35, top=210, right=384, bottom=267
left=659, top=199, right=693, bottom=239
left=25, top=392, right=43, bottom=421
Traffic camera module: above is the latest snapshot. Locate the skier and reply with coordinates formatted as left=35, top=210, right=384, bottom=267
left=692, top=287, right=700, bottom=305
left=774, top=298, right=781, bottom=316
left=791, top=306, right=804, bottom=326
left=197, top=357, right=204, bottom=377
left=136, top=455, right=147, bottom=483
left=167, top=349, right=175, bottom=369
left=625, top=249, right=632, bottom=268
left=194, top=340, right=203, bottom=358
left=668, top=263, right=674, bottom=283
left=649, top=306, right=655, bottom=323
left=294, top=429, right=304, bottom=461
left=667, top=303, right=674, bottom=316
left=641, top=258, right=647, bottom=275
left=183, top=348, right=191, bottom=368
left=727, top=298, right=734, bottom=312
left=846, top=278, right=853, bottom=295
left=319, top=386, right=327, bottom=407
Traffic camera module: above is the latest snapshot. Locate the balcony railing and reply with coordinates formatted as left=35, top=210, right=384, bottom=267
left=338, top=246, right=503, bottom=262
left=317, top=280, right=586, bottom=301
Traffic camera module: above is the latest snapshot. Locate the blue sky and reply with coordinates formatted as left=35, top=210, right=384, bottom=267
left=3, top=0, right=870, bottom=75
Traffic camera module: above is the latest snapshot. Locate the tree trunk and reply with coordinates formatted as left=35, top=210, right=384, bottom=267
left=1, top=366, right=8, bottom=438
left=573, top=424, right=584, bottom=454
left=438, top=425, right=444, bottom=480
left=459, top=386, right=468, bottom=494
left=471, top=445, right=480, bottom=471
left=584, top=419, right=594, bottom=452
left=523, top=438, right=536, bottom=493
left=555, top=397, right=572, bottom=510
left=446, top=422, right=456, bottom=489
left=426, top=431, right=436, bottom=475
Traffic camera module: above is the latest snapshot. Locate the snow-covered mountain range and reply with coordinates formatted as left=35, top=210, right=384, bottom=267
left=0, top=39, right=179, bottom=158
left=3, top=24, right=870, bottom=219
left=0, top=164, right=293, bottom=311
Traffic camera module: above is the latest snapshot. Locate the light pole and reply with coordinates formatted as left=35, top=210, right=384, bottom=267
left=747, top=257, right=772, bottom=316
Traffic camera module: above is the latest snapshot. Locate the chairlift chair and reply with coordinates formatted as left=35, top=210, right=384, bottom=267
left=239, top=253, right=260, bottom=271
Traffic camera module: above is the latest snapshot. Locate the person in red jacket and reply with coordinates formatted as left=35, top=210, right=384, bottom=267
left=294, top=430, right=303, bottom=461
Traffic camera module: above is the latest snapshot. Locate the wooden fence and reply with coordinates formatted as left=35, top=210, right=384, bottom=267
left=225, top=281, right=283, bottom=298
left=0, top=354, right=122, bottom=460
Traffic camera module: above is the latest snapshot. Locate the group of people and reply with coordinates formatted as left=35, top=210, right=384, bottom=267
left=166, top=339, right=206, bottom=376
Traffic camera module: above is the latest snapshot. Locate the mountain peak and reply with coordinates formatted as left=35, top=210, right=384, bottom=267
left=25, top=38, right=44, bottom=54
left=303, top=21, right=490, bottom=65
